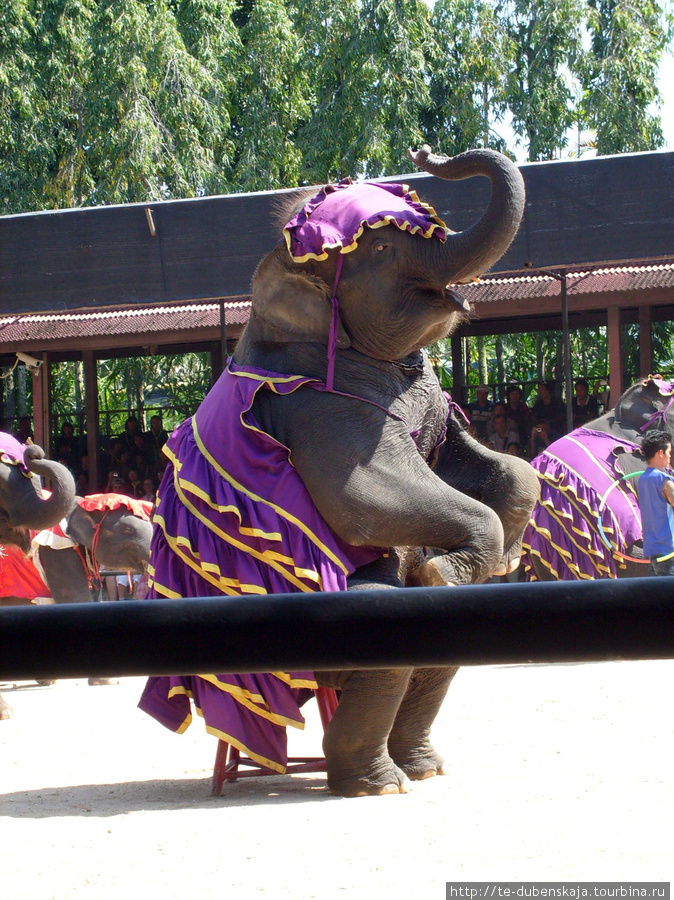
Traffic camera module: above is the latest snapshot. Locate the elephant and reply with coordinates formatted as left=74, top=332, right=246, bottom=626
left=138, top=145, right=540, bottom=797
left=0, top=431, right=77, bottom=719
left=0, top=432, right=76, bottom=556
left=522, top=376, right=674, bottom=582
left=33, top=494, right=153, bottom=605
left=1, top=493, right=152, bottom=718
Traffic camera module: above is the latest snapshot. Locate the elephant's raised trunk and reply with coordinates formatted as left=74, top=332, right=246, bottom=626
left=13, top=446, right=77, bottom=531
left=408, top=146, right=525, bottom=286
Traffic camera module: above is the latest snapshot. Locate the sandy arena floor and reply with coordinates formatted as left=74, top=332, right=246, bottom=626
left=1, top=661, right=672, bottom=899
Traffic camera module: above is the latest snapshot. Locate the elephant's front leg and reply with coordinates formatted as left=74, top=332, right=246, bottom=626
left=315, top=666, right=413, bottom=797
left=387, top=666, right=459, bottom=780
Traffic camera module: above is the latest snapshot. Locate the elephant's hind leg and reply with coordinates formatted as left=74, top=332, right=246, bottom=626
left=387, top=666, right=459, bottom=780
left=316, top=667, right=413, bottom=797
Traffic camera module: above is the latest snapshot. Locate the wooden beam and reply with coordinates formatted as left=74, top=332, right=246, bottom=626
left=31, top=354, right=47, bottom=452
left=450, top=333, right=464, bottom=405
left=607, top=307, right=623, bottom=407
left=639, top=305, right=653, bottom=377
left=1, top=151, right=673, bottom=315
left=82, top=350, right=100, bottom=492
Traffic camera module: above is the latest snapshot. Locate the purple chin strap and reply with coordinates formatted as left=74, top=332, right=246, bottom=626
left=640, top=393, right=674, bottom=432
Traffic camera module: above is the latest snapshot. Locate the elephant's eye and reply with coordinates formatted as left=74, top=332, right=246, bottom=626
left=374, top=243, right=386, bottom=253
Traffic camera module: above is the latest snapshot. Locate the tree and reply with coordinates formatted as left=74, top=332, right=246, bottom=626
left=423, top=0, right=510, bottom=155
left=502, top=0, right=585, bottom=160
left=0, top=0, right=39, bottom=212
left=579, top=0, right=672, bottom=154
left=231, top=0, right=310, bottom=190
left=84, top=0, right=232, bottom=203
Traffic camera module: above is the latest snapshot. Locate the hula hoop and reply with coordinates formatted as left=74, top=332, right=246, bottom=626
left=596, top=469, right=674, bottom=564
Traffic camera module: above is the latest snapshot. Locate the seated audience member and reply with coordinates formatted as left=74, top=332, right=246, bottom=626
left=529, top=419, right=553, bottom=458
left=119, top=415, right=141, bottom=451
left=531, top=380, right=566, bottom=439
left=144, top=415, right=169, bottom=464
left=54, top=421, right=79, bottom=469
left=505, top=383, right=532, bottom=446
left=572, top=378, right=600, bottom=428
left=467, top=385, right=494, bottom=441
left=506, top=441, right=522, bottom=456
left=14, top=416, right=33, bottom=444
left=140, top=477, right=157, bottom=502
left=487, top=402, right=518, bottom=439
left=489, top=412, right=520, bottom=453
left=106, top=471, right=131, bottom=495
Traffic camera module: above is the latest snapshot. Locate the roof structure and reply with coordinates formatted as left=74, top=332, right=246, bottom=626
left=461, top=260, right=674, bottom=304
left=0, top=297, right=250, bottom=356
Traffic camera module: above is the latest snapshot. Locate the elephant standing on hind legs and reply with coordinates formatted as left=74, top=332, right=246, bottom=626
left=139, top=145, right=540, bottom=796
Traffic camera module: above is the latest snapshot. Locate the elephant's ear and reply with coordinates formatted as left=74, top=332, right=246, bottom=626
left=65, top=504, right=97, bottom=545
left=252, top=250, right=351, bottom=347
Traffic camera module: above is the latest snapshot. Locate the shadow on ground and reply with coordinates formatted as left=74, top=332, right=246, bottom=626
left=2, top=775, right=338, bottom=818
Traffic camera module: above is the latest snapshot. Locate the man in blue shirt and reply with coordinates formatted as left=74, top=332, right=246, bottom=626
left=637, top=432, right=674, bottom=575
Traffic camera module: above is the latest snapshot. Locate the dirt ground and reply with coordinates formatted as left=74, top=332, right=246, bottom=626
left=1, top=661, right=672, bottom=899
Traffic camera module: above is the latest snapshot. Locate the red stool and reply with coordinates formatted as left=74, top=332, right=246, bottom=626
left=211, top=686, right=339, bottom=795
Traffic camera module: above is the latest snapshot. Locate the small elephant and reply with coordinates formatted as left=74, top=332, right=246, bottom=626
left=0, top=432, right=76, bottom=719
left=34, top=494, right=153, bottom=604
left=139, top=146, right=540, bottom=796
left=523, top=376, right=674, bottom=582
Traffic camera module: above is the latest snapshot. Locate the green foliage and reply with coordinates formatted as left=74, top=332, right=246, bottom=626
left=579, top=0, right=672, bottom=154
left=503, top=0, right=585, bottom=160
left=0, top=0, right=672, bottom=208
left=50, top=352, right=211, bottom=440
left=423, top=0, right=510, bottom=154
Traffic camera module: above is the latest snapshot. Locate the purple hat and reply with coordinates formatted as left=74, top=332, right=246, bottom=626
left=283, top=178, right=448, bottom=262
left=282, top=179, right=461, bottom=392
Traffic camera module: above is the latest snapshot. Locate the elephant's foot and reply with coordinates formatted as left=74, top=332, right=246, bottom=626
left=388, top=739, right=446, bottom=781
left=87, top=677, right=119, bottom=686
left=325, top=751, right=411, bottom=797
left=36, top=679, right=56, bottom=687
left=0, top=695, right=13, bottom=720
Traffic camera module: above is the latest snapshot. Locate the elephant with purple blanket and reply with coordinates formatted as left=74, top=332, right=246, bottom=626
left=522, top=377, right=674, bottom=582
left=139, top=146, right=540, bottom=796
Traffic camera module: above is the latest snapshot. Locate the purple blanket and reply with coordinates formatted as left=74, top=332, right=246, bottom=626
left=139, top=362, right=382, bottom=772
left=521, top=428, right=643, bottom=580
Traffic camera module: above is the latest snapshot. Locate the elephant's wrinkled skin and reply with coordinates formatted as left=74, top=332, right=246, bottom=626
left=37, top=499, right=152, bottom=605
left=526, top=378, right=674, bottom=582
left=0, top=434, right=76, bottom=719
left=225, top=146, right=539, bottom=796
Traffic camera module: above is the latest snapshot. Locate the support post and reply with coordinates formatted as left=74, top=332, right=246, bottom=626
left=639, top=305, right=653, bottom=377
left=607, top=306, right=623, bottom=409
left=220, top=300, right=228, bottom=371
left=82, top=350, right=100, bottom=491
left=32, top=353, right=50, bottom=452
left=450, top=333, right=464, bottom=405
left=560, top=269, right=573, bottom=433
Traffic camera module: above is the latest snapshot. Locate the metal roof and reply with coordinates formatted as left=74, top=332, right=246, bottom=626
left=0, top=298, right=251, bottom=345
left=460, top=261, right=674, bottom=304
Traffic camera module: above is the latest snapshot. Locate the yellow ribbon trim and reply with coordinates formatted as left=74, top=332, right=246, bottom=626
left=192, top=406, right=348, bottom=577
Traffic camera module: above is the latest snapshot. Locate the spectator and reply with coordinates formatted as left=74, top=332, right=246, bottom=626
left=637, top=432, right=674, bottom=576
left=14, top=416, right=33, bottom=444
left=119, top=415, right=141, bottom=451
left=488, top=412, right=520, bottom=453
left=572, top=378, right=600, bottom=428
left=467, top=385, right=494, bottom=442
left=54, top=421, right=79, bottom=470
left=487, top=402, right=518, bottom=440
left=144, top=415, right=169, bottom=464
left=140, top=477, right=157, bottom=501
left=506, top=441, right=522, bottom=456
left=529, top=420, right=553, bottom=458
left=505, top=383, right=532, bottom=446
left=106, top=470, right=131, bottom=495
left=531, top=380, right=566, bottom=439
